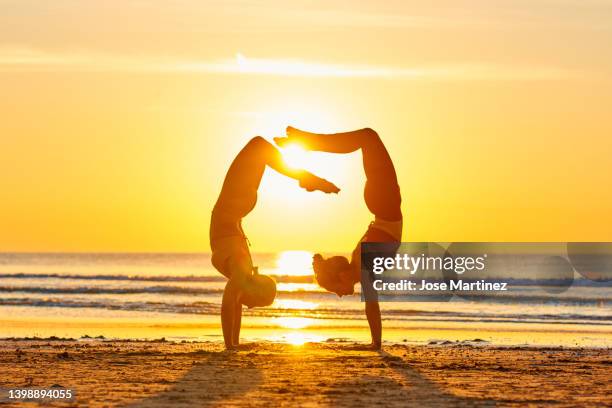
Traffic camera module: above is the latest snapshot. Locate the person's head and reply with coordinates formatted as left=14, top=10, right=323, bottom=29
left=240, top=274, right=277, bottom=308
left=313, top=254, right=355, bottom=296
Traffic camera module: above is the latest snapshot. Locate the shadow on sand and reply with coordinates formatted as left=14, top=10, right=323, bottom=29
left=326, top=350, right=495, bottom=407
left=125, top=344, right=493, bottom=407
left=125, top=351, right=262, bottom=408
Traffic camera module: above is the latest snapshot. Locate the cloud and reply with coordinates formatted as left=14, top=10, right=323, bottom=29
left=0, top=47, right=572, bottom=81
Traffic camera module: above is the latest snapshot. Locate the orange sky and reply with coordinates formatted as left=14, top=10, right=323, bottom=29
left=1, top=1, right=611, bottom=252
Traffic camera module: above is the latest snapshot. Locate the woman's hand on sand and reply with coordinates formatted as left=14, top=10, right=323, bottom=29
left=343, top=342, right=382, bottom=351
left=361, top=342, right=382, bottom=351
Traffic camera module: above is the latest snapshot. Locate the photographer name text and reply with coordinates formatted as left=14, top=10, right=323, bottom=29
left=372, top=279, right=508, bottom=292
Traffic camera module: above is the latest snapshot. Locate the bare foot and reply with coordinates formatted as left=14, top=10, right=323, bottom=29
left=299, top=173, right=340, bottom=194
left=273, top=136, right=291, bottom=148
left=273, top=126, right=307, bottom=148
left=286, top=125, right=305, bottom=138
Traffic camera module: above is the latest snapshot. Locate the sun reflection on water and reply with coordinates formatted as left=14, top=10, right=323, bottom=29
left=262, top=252, right=328, bottom=346
left=275, top=283, right=319, bottom=292
left=273, top=299, right=318, bottom=310
left=269, top=250, right=314, bottom=277
left=282, top=332, right=326, bottom=346
left=266, top=329, right=326, bottom=346
left=275, top=316, right=315, bottom=329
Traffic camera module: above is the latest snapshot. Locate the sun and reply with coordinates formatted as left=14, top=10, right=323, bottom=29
left=280, top=143, right=309, bottom=169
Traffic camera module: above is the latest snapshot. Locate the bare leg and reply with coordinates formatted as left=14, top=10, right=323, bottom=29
left=276, top=127, right=401, bottom=220
left=276, top=127, right=395, bottom=180
left=223, top=136, right=339, bottom=196
left=276, top=126, right=373, bottom=153
left=247, top=136, right=308, bottom=180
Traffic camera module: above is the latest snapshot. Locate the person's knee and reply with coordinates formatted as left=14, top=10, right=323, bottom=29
left=246, top=136, right=271, bottom=151
left=362, top=128, right=381, bottom=144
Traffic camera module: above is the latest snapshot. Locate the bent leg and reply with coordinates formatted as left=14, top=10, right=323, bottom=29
left=222, top=136, right=288, bottom=194
left=278, top=128, right=401, bottom=219
left=224, top=136, right=338, bottom=194
left=243, top=136, right=306, bottom=179
left=278, top=127, right=395, bottom=179
left=277, top=126, right=372, bottom=153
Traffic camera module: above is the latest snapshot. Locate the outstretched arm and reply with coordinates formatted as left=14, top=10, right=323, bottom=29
left=365, top=301, right=382, bottom=349
left=220, top=254, right=251, bottom=350
left=221, top=279, right=241, bottom=350
left=232, top=301, right=242, bottom=346
left=354, top=246, right=382, bottom=349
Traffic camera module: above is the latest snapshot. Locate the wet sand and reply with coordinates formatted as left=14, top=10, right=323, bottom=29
left=0, top=339, right=610, bottom=407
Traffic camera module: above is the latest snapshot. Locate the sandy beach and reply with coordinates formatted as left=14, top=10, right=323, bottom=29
left=0, top=338, right=609, bottom=407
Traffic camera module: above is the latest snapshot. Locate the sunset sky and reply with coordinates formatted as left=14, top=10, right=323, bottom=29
left=1, top=0, right=611, bottom=252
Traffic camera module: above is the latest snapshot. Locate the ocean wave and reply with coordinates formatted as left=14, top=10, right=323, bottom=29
left=0, top=273, right=314, bottom=284
left=0, top=285, right=331, bottom=296
left=0, top=297, right=610, bottom=325
left=0, top=297, right=219, bottom=314
left=0, top=285, right=225, bottom=295
left=1, top=284, right=609, bottom=305
left=2, top=273, right=610, bottom=288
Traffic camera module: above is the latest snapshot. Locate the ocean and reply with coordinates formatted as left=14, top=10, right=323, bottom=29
left=0, top=252, right=610, bottom=347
